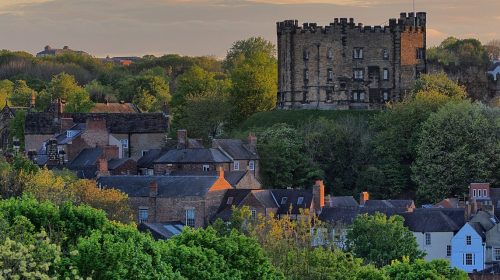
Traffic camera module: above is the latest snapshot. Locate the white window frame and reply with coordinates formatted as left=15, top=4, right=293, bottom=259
left=233, top=161, right=240, bottom=171
left=425, top=233, right=431, bottom=245
left=185, top=208, right=195, bottom=227
left=202, top=165, right=210, bottom=171
left=138, top=207, right=148, bottom=223
left=120, top=139, right=129, bottom=149
left=327, top=69, right=334, bottom=81
left=494, top=248, right=500, bottom=261
left=473, top=189, right=477, bottom=197
left=251, top=209, right=257, bottom=220
left=383, top=91, right=389, bottom=101
left=249, top=160, right=255, bottom=171
left=464, top=253, right=473, bottom=265
left=483, top=189, right=487, bottom=197
left=383, top=69, right=389, bottom=80
left=353, top=48, right=363, bottom=59
left=354, top=69, right=364, bottom=80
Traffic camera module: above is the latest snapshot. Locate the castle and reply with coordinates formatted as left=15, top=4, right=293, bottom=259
left=277, top=12, right=427, bottom=110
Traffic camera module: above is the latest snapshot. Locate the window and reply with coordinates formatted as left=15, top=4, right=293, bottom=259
left=227, top=197, right=234, bottom=205
left=383, top=91, right=389, bottom=101
left=297, top=196, right=304, bottom=205
left=202, top=165, right=210, bottom=171
left=466, top=235, right=472, bottom=245
left=473, top=189, right=477, bottom=197
left=464, top=253, right=474, bottom=265
left=327, top=48, right=333, bottom=59
left=304, top=69, right=309, bottom=83
left=483, top=189, right=487, bottom=197
left=138, top=207, right=148, bottom=223
left=494, top=248, right=500, bottom=261
left=251, top=209, right=257, bottom=220
left=185, top=208, right=195, bottom=227
left=425, top=233, right=431, bottom=245
left=249, top=160, right=255, bottom=171
left=383, top=49, right=389, bottom=60
left=233, top=161, right=240, bottom=171
left=120, top=139, right=129, bottom=149
left=416, top=48, right=425, bottom=59
left=326, top=89, right=333, bottom=102
left=142, top=150, right=149, bottom=157
left=281, top=197, right=288, bottom=205
left=447, top=245, right=452, bottom=257
left=383, top=68, right=389, bottom=80
left=327, top=68, right=333, bottom=82
left=359, top=92, right=365, bottom=101
left=66, top=130, right=76, bottom=138
left=353, top=48, right=363, bottom=59
left=352, top=91, right=365, bottom=102
left=353, top=69, right=364, bottom=80
left=353, top=91, right=358, bottom=101
left=303, top=49, right=309, bottom=60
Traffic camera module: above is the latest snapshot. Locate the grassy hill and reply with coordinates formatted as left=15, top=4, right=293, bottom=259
left=230, top=109, right=378, bottom=137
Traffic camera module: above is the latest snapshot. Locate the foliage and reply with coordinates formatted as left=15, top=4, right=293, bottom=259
left=412, top=102, right=500, bottom=202
left=384, top=258, right=468, bottom=280
left=37, top=73, right=92, bottom=112
left=427, top=37, right=490, bottom=68
left=10, top=80, right=35, bottom=107
left=257, top=123, right=320, bottom=188
left=0, top=79, right=14, bottom=106
left=485, top=39, right=500, bottom=60
left=346, top=213, right=425, bottom=267
left=412, top=73, right=467, bottom=99
left=223, top=37, right=276, bottom=72
left=8, top=110, right=26, bottom=152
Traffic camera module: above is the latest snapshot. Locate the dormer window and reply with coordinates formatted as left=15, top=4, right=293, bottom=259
left=281, top=197, right=288, bottom=205
left=227, top=197, right=234, bottom=205
left=66, top=130, right=76, bottom=138
left=297, top=197, right=304, bottom=205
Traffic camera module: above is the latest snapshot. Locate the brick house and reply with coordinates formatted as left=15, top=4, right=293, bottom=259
left=25, top=100, right=169, bottom=163
left=97, top=169, right=232, bottom=228
left=212, top=134, right=259, bottom=179
left=213, top=180, right=325, bottom=221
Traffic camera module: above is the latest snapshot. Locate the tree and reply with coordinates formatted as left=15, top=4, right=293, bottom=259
left=412, top=73, right=467, bottom=99
left=8, top=110, right=26, bottom=152
left=131, top=75, right=171, bottom=112
left=63, top=87, right=94, bottom=112
left=485, top=39, right=500, bottom=60
left=229, top=51, right=277, bottom=123
left=37, top=73, right=92, bottom=112
left=384, top=258, right=468, bottom=280
left=346, top=213, right=425, bottom=267
left=10, top=80, right=36, bottom=107
left=85, top=80, right=116, bottom=102
left=412, top=102, right=500, bottom=203
left=257, top=124, right=320, bottom=188
left=223, top=37, right=276, bottom=72
left=0, top=79, right=14, bottom=106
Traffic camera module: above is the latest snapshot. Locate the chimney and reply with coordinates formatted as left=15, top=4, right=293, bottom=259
left=60, top=117, right=74, bottom=131
left=177, top=129, right=187, bottom=149
left=86, top=116, right=107, bottom=131
left=218, top=166, right=225, bottom=179
left=149, top=181, right=158, bottom=197
left=313, top=180, right=325, bottom=212
left=102, top=145, right=119, bottom=160
left=360, top=191, right=369, bottom=206
left=57, top=99, right=66, bottom=115
left=96, top=157, right=110, bottom=177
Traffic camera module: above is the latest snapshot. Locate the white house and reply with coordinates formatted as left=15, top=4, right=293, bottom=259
left=451, top=222, right=486, bottom=273
left=403, top=209, right=464, bottom=261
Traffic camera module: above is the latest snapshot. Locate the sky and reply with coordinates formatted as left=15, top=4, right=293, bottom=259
left=0, top=0, right=498, bottom=58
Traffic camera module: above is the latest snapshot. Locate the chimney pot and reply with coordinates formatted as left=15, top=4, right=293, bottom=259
left=360, top=191, right=369, bottom=206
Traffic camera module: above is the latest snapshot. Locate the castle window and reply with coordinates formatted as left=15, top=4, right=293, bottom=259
left=383, top=68, right=389, bottom=80
left=327, top=48, right=333, bottom=59
left=353, top=69, right=364, bottom=80
left=353, top=92, right=358, bottom=101
left=383, top=91, right=389, bottom=101
left=359, top=92, right=365, bottom=101
left=303, top=49, right=309, bottom=60
left=353, top=48, right=363, bottom=59
left=383, top=49, right=389, bottom=60
left=303, top=91, right=308, bottom=103
left=327, top=68, right=333, bottom=82
left=304, top=69, right=309, bottom=83
left=416, top=48, right=425, bottom=59
left=326, top=89, right=333, bottom=102
left=352, top=91, right=365, bottom=101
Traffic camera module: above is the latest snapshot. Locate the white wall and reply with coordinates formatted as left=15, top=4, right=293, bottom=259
left=413, top=232, right=453, bottom=261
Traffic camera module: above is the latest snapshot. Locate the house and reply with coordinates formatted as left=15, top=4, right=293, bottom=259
left=213, top=180, right=325, bottom=222
left=153, top=148, right=231, bottom=174
left=451, top=222, right=487, bottom=272
left=36, top=45, right=89, bottom=57
left=212, top=134, right=259, bottom=179
left=24, top=99, right=169, bottom=161
left=402, top=208, right=465, bottom=261
left=97, top=169, right=232, bottom=228
left=67, top=147, right=137, bottom=179
left=168, top=170, right=262, bottom=190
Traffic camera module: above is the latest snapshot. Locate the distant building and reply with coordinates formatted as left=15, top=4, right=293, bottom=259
left=36, top=45, right=89, bottom=57
left=276, top=12, right=426, bottom=109
left=101, top=56, right=141, bottom=66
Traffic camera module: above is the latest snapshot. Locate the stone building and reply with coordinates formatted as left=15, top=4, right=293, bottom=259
left=276, top=12, right=427, bottom=109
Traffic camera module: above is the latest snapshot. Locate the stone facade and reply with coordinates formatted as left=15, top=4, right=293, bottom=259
left=277, top=12, right=426, bottom=110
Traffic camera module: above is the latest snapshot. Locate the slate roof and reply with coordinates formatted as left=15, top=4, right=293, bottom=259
left=97, top=175, right=220, bottom=198
left=223, top=171, right=247, bottom=186
left=137, top=149, right=165, bottom=169
left=90, top=103, right=139, bottom=113
left=154, top=148, right=231, bottom=164
left=138, top=222, right=184, bottom=240
left=363, top=199, right=414, bottom=211
left=402, top=209, right=464, bottom=232
left=67, top=147, right=103, bottom=178
left=319, top=206, right=407, bottom=225
left=54, top=123, right=85, bottom=145
left=215, top=189, right=254, bottom=221
left=330, top=196, right=358, bottom=208
left=271, top=189, right=313, bottom=215
left=469, top=222, right=487, bottom=240
left=213, top=139, right=259, bottom=160
left=108, top=158, right=133, bottom=170
left=25, top=112, right=168, bottom=134
left=490, top=188, right=500, bottom=217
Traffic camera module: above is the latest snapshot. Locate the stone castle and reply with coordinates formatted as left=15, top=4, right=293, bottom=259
left=277, top=12, right=427, bottom=110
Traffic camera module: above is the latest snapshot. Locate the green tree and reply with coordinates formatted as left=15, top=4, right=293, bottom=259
left=37, top=73, right=92, bottom=112
left=412, top=102, right=500, bottom=203
left=0, top=80, right=14, bottom=107
left=412, top=73, right=467, bottom=98
left=223, top=37, right=276, bottom=72
left=384, top=258, right=468, bottom=280
left=257, top=123, right=320, bottom=188
left=63, top=88, right=94, bottom=112
left=131, top=75, right=171, bottom=112
left=85, top=80, right=116, bottom=102
left=8, top=110, right=26, bottom=152
left=10, top=80, right=36, bottom=107
left=346, top=213, right=425, bottom=267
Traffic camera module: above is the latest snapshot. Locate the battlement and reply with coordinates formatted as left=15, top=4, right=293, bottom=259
left=277, top=12, right=426, bottom=34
